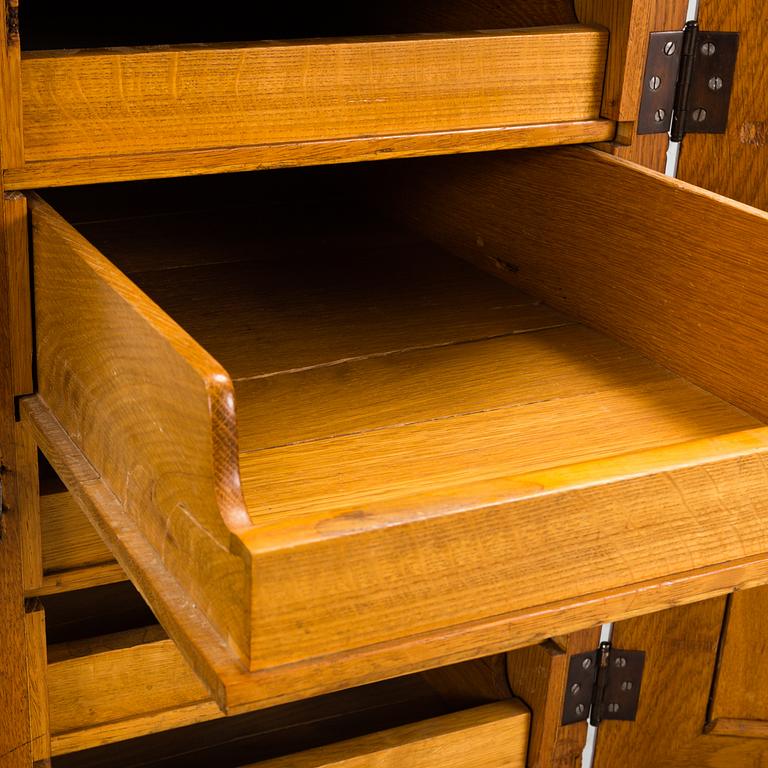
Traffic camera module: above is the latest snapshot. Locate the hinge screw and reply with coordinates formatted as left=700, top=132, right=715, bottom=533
left=701, top=42, right=716, bottom=56
left=692, top=108, right=708, bottom=123
left=608, top=703, right=620, bottom=714
left=570, top=683, right=581, bottom=695
left=654, top=108, right=667, bottom=123
left=649, top=75, right=661, bottom=91
left=708, top=76, right=723, bottom=91
left=621, top=681, right=634, bottom=691
left=575, top=704, right=586, bottom=717
left=582, top=657, right=593, bottom=670
left=663, top=41, right=677, bottom=56
left=614, top=656, right=627, bottom=668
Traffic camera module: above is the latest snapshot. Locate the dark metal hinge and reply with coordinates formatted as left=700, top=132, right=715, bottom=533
left=561, top=641, right=645, bottom=727
left=638, top=21, right=739, bottom=141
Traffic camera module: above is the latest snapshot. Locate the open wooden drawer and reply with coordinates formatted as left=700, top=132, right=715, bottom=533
left=22, top=146, right=768, bottom=714
left=1, top=0, right=652, bottom=187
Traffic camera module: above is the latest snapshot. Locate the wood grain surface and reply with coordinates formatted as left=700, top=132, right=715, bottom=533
left=383, top=146, right=768, bottom=422
left=2, top=120, right=616, bottom=190
left=575, top=0, right=652, bottom=121
left=25, top=602, right=51, bottom=764
left=0, top=0, right=23, bottom=168
left=250, top=702, right=529, bottom=768
left=20, top=27, right=606, bottom=162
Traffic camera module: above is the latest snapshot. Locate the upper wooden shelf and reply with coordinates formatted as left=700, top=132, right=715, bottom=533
left=22, top=147, right=768, bottom=714
left=2, top=24, right=615, bottom=187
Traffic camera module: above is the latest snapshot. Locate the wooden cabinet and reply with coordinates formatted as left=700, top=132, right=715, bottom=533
left=3, top=1, right=768, bottom=766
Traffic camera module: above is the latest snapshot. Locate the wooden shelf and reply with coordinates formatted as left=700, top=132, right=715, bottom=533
left=23, top=150, right=768, bottom=713
left=2, top=25, right=614, bottom=187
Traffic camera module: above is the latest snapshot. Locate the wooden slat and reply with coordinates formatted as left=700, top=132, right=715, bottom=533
left=575, top=0, right=653, bottom=121
left=24, top=603, right=51, bottom=764
left=3, top=192, right=32, bottom=395
left=250, top=702, right=529, bottom=768
left=2, top=120, right=617, bottom=190
left=20, top=27, right=607, bottom=163
left=380, top=146, right=768, bottom=423
left=16, top=420, right=43, bottom=591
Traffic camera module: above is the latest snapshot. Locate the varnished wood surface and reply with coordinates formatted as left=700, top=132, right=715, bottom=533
left=0, top=181, right=33, bottom=768
left=24, top=391, right=768, bottom=718
left=250, top=702, right=529, bottom=768
left=0, top=0, right=23, bottom=168
left=575, top=0, right=652, bottom=121
left=27, top=162, right=768, bottom=707
left=25, top=602, right=51, bottom=764
left=2, top=120, right=616, bottom=190
left=709, top=586, right=768, bottom=724
left=384, top=146, right=768, bottom=423
left=20, top=27, right=606, bottom=162
left=506, top=628, right=601, bottom=768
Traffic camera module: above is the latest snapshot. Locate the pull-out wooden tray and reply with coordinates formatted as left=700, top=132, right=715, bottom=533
left=23, top=147, right=768, bottom=713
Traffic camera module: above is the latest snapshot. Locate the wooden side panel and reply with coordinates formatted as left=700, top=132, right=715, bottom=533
left=678, top=1, right=768, bottom=209
left=16, top=421, right=42, bottom=591
left=21, top=28, right=607, bottom=163
left=29, top=196, right=252, bottom=663
left=506, top=628, right=600, bottom=768
left=253, top=702, right=529, bottom=768
left=383, top=146, right=768, bottom=422
left=574, top=0, right=652, bottom=121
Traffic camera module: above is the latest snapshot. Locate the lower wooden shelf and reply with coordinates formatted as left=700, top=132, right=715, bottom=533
left=23, top=150, right=768, bottom=713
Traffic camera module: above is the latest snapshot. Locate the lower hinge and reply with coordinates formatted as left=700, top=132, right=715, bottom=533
left=638, top=21, right=739, bottom=141
left=561, top=641, right=645, bottom=727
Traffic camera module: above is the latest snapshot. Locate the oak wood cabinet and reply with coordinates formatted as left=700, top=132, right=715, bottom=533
left=3, top=2, right=768, bottom=767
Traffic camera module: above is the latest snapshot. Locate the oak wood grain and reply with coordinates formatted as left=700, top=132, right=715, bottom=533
left=575, top=0, right=653, bottom=121
left=24, top=602, right=51, bottom=764
left=0, top=0, right=23, bottom=168
left=30, top=194, right=253, bottom=666
left=2, top=120, right=617, bottom=190
left=23, top=390, right=768, bottom=717
left=3, top=192, right=31, bottom=395
left=249, top=702, right=529, bottom=768
left=0, top=175, right=32, bottom=768
left=383, top=146, right=768, bottom=422
left=21, top=28, right=607, bottom=162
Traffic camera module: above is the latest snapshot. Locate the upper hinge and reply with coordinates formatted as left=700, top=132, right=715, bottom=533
left=638, top=21, right=739, bottom=141
left=561, top=641, right=645, bottom=727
